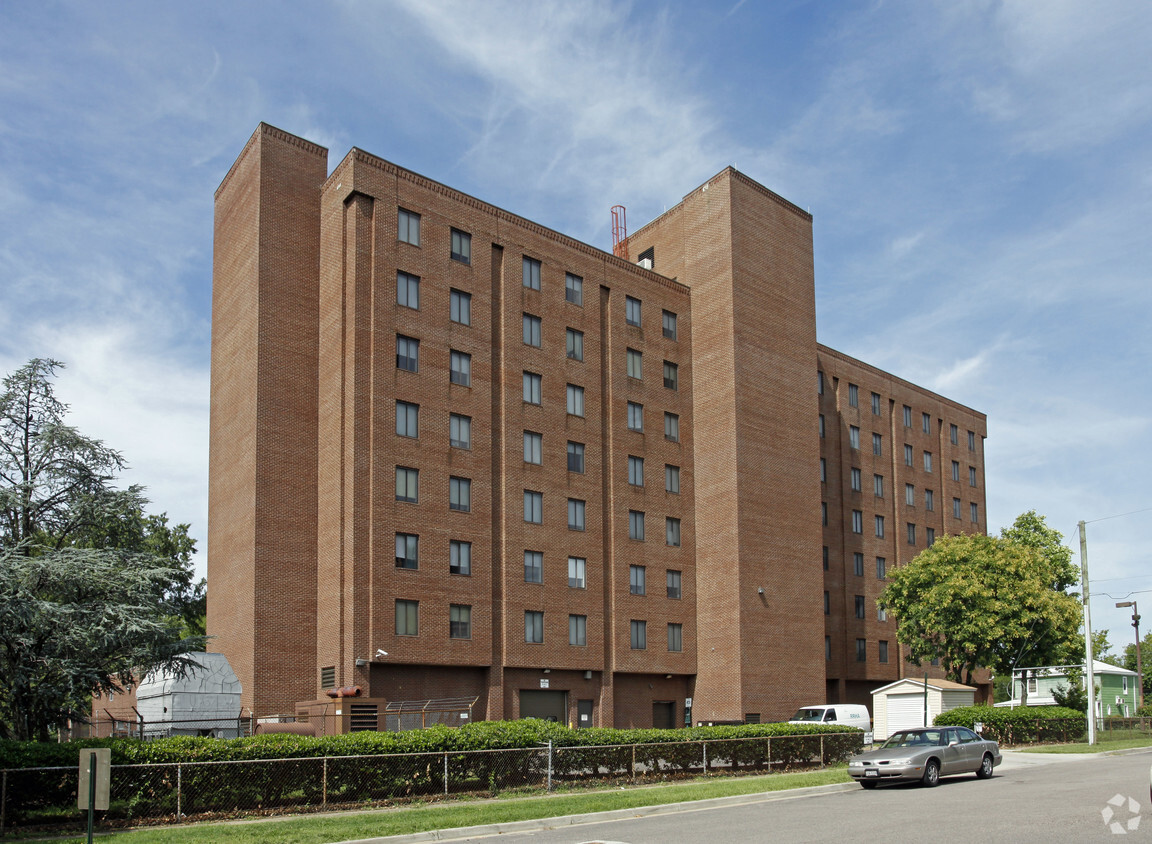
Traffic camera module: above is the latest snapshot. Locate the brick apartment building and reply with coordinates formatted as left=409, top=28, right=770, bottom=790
left=208, top=123, right=988, bottom=730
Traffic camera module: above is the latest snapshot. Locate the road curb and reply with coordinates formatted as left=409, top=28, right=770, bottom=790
left=335, top=782, right=860, bottom=843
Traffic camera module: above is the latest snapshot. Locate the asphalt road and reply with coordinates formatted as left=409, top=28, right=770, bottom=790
left=352, top=749, right=1152, bottom=844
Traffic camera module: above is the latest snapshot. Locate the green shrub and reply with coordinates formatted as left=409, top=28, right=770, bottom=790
left=933, top=704, right=1086, bottom=744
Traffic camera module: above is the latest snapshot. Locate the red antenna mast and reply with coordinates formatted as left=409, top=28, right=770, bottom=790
left=611, top=205, right=628, bottom=260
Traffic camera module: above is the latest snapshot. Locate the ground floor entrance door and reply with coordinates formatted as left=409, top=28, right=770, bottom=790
left=652, top=700, right=675, bottom=729
left=519, top=690, right=568, bottom=722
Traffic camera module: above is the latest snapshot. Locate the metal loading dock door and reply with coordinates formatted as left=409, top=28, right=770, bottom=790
left=519, top=690, right=567, bottom=723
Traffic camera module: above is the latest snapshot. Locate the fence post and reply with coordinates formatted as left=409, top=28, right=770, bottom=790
left=631, top=744, right=636, bottom=780
left=820, top=735, right=825, bottom=767
left=702, top=741, right=707, bottom=776
left=2, top=768, right=7, bottom=836
left=322, top=757, right=328, bottom=808
left=547, top=741, right=553, bottom=792
left=767, top=737, right=771, bottom=771
left=176, top=763, right=182, bottom=820
left=443, top=753, right=448, bottom=796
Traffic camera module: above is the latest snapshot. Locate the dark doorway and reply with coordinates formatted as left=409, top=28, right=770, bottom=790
left=652, top=700, right=676, bottom=729
left=577, top=698, right=594, bottom=728
left=519, top=690, right=567, bottom=723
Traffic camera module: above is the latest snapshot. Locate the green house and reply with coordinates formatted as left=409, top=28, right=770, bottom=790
left=999, top=660, right=1139, bottom=716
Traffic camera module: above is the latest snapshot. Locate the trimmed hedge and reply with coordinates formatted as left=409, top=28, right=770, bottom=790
left=933, top=704, right=1086, bottom=744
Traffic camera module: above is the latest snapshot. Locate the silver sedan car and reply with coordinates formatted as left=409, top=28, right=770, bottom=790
left=848, top=726, right=1002, bottom=788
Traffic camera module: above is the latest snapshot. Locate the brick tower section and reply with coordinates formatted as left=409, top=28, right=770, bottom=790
left=628, top=169, right=825, bottom=722
left=208, top=124, right=327, bottom=717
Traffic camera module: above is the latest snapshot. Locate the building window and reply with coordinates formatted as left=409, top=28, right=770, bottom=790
left=873, top=433, right=882, bottom=455
left=450, top=228, right=471, bottom=264
left=826, top=636, right=831, bottom=661
left=855, top=595, right=866, bottom=618
left=874, top=474, right=884, bottom=497
left=927, top=527, right=936, bottom=546
left=823, top=546, right=829, bottom=570
left=904, top=444, right=913, bottom=466
left=398, top=208, right=420, bottom=246
left=628, top=455, right=644, bottom=486
left=879, top=640, right=889, bottom=663
left=849, top=426, right=860, bottom=449
left=665, top=412, right=679, bottom=441
left=663, top=310, right=678, bottom=340
left=523, top=431, right=542, bottom=464
left=667, top=569, right=682, bottom=599
left=907, top=523, right=916, bottom=545
left=628, top=401, right=644, bottom=432
left=666, top=464, right=680, bottom=494
left=567, top=441, right=585, bottom=473
left=819, top=414, right=825, bottom=438
left=950, top=423, right=958, bottom=445
left=925, top=489, right=934, bottom=511
left=397, top=271, right=419, bottom=309
left=450, top=604, right=471, bottom=639
left=668, top=623, right=683, bottom=653
left=450, top=350, right=471, bottom=386
left=450, top=540, right=471, bottom=575
left=824, top=591, right=830, bottom=614
left=566, top=384, right=585, bottom=416
left=818, top=371, right=824, bottom=395
left=820, top=458, right=827, bottom=483
left=566, top=328, right=584, bottom=361
left=397, top=335, right=418, bottom=372
left=630, top=565, right=646, bottom=595
left=663, top=361, right=678, bottom=390
left=851, top=467, right=861, bottom=492
left=905, top=484, right=915, bottom=506
left=666, top=517, right=681, bottom=547
left=875, top=515, right=885, bottom=537
left=871, top=392, right=881, bottom=415
left=876, top=556, right=887, bottom=579
left=630, top=620, right=647, bottom=649
left=450, top=414, right=471, bottom=449
left=569, top=614, right=587, bottom=646
left=626, top=296, right=641, bottom=326
left=968, top=430, right=977, bottom=451
left=822, top=502, right=828, bottom=526
left=395, top=533, right=418, bottom=569
left=969, top=466, right=978, bottom=487
left=879, top=605, right=887, bottom=622
left=902, top=405, right=912, bottom=427
left=524, top=490, right=543, bottom=524
left=971, top=502, right=979, bottom=523
left=627, top=347, right=643, bottom=379
left=568, top=556, right=586, bottom=589
left=566, top=272, right=583, bottom=305
left=922, top=412, right=931, bottom=434
left=396, top=466, right=418, bottom=503
left=856, top=639, right=867, bottom=662
left=923, top=451, right=933, bottom=473
left=851, top=510, right=863, bottom=534
left=523, top=372, right=542, bottom=405
left=449, top=477, right=471, bottom=512
left=629, top=510, right=645, bottom=541
left=396, top=599, right=418, bottom=636
left=854, top=552, right=864, bottom=576
left=522, top=256, right=541, bottom=290
left=450, top=288, right=471, bottom=325
left=568, top=498, right=586, bottom=531
left=848, top=384, right=858, bottom=407
left=953, top=497, right=962, bottom=519
left=524, top=550, right=543, bottom=583
left=396, top=401, right=418, bottom=438
left=523, top=313, right=542, bottom=347
left=525, top=611, right=543, bottom=643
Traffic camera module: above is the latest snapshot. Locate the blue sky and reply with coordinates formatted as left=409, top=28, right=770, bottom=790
left=1, top=0, right=1149, bottom=652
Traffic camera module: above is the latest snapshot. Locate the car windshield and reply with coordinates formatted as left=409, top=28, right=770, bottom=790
left=880, top=730, right=945, bottom=748
left=791, top=709, right=826, bottom=722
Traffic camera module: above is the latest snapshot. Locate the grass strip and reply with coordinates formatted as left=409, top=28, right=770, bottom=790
left=1020, top=737, right=1152, bottom=754
left=35, top=768, right=852, bottom=844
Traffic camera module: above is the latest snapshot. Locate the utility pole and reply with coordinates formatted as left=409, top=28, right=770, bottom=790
left=1115, top=600, right=1143, bottom=711
left=1079, top=521, right=1096, bottom=745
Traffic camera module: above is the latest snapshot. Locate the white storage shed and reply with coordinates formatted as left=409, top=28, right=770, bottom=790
left=871, top=678, right=976, bottom=740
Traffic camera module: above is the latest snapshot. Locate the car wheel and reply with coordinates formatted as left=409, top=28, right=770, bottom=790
left=975, top=753, right=994, bottom=779
left=921, top=758, right=940, bottom=787
left=860, top=780, right=878, bottom=789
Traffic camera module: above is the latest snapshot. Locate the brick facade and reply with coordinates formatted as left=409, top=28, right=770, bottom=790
left=208, top=124, right=988, bottom=727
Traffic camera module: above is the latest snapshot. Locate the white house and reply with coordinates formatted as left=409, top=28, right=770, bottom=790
left=871, top=678, right=977, bottom=740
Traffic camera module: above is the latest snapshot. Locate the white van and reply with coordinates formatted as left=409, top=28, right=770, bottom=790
left=788, top=704, right=870, bottom=730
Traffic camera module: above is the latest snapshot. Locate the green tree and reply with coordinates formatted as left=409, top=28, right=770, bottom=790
left=1119, top=630, right=1152, bottom=701
left=0, top=359, right=206, bottom=740
left=879, top=512, right=1082, bottom=687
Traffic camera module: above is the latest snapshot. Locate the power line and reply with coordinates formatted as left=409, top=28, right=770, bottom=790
left=1084, top=506, right=1152, bottom=525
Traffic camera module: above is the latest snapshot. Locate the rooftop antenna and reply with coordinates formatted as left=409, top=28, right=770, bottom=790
left=611, top=205, right=628, bottom=260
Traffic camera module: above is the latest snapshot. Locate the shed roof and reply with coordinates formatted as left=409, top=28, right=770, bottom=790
left=871, top=677, right=976, bottom=696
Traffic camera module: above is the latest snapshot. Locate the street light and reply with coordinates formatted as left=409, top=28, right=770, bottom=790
left=1116, top=601, right=1144, bottom=711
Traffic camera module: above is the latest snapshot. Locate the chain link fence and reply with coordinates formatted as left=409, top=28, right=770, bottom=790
left=0, top=732, right=861, bottom=834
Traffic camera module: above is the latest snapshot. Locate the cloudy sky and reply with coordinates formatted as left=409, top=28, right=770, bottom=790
left=1, top=0, right=1148, bottom=649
